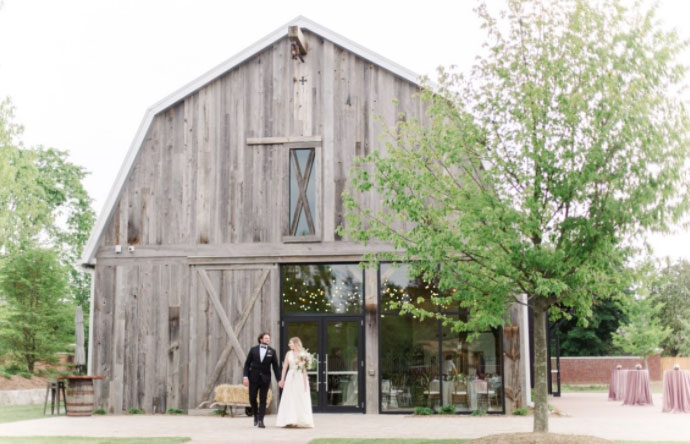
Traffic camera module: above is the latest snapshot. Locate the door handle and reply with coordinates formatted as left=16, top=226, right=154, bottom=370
left=315, top=358, right=320, bottom=388
left=324, top=354, right=328, bottom=392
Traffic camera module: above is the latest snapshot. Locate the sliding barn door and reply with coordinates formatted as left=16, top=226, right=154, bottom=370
left=188, top=264, right=278, bottom=409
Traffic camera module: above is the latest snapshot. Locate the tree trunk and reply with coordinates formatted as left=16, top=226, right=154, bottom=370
left=532, top=300, right=549, bottom=432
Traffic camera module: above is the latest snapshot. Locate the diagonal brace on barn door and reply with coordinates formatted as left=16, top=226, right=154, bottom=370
left=197, top=268, right=270, bottom=406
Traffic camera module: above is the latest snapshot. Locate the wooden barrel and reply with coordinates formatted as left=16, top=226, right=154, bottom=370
left=65, top=378, right=94, bottom=417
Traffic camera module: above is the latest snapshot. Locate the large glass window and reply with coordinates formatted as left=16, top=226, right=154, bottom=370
left=289, top=148, right=317, bottom=236
left=380, top=315, right=439, bottom=410
left=380, top=263, right=503, bottom=413
left=282, top=264, right=363, bottom=314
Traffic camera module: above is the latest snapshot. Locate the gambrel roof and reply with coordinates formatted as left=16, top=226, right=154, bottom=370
left=81, top=15, right=422, bottom=266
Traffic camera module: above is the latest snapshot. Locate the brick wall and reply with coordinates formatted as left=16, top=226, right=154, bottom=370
left=556, top=355, right=662, bottom=384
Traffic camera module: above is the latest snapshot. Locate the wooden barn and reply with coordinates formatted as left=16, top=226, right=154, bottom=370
left=81, top=16, right=531, bottom=415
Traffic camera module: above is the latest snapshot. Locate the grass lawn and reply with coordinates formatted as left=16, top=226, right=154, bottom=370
left=0, top=439, right=189, bottom=444
left=0, top=404, right=45, bottom=424
left=310, top=440, right=468, bottom=444
left=561, top=384, right=609, bottom=392
left=561, top=381, right=662, bottom=394
left=309, top=441, right=690, bottom=444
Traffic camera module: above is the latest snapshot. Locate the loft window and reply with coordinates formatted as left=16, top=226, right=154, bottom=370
left=289, top=148, right=317, bottom=236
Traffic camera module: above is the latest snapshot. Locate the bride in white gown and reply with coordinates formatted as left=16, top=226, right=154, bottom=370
left=276, top=337, right=315, bottom=428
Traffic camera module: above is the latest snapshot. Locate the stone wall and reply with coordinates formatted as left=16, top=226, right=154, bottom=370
left=556, top=355, right=662, bottom=384
left=0, top=389, right=45, bottom=406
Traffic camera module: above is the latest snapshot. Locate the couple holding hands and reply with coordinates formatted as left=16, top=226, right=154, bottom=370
left=242, top=332, right=315, bottom=429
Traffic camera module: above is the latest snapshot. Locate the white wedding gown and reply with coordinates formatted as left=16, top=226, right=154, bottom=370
left=275, top=351, right=315, bottom=428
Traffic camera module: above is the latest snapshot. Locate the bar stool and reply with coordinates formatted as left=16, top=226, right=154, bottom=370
left=43, top=380, right=67, bottom=415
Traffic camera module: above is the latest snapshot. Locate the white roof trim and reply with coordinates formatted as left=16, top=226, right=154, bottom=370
left=80, top=15, right=423, bottom=265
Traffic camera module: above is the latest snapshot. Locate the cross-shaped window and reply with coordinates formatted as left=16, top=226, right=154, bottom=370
left=289, top=148, right=317, bottom=236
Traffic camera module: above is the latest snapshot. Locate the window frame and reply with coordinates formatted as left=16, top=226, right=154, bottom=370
left=377, top=263, right=506, bottom=414
left=282, top=142, right=322, bottom=243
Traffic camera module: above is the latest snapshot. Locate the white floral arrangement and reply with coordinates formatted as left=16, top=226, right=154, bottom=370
left=295, top=349, right=316, bottom=372
left=674, top=363, right=681, bottom=370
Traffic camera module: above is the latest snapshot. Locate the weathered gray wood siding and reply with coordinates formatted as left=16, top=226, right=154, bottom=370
left=92, top=30, right=427, bottom=412
left=97, top=31, right=424, bottom=250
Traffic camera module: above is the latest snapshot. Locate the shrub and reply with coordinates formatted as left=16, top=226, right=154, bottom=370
left=166, top=408, right=185, bottom=415
left=512, top=407, right=529, bottom=416
left=439, top=404, right=456, bottom=414
left=127, top=408, right=145, bottom=414
left=2, top=371, right=11, bottom=379
left=18, top=370, right=32, bottom=379
left=413, top=406, right=435, bottom=415
left=212, top=409, right=226, bottom=415
left=471, top=409, right=487, bottom=416
left=93, top=408, right=107, bottom=415
left=2, top=363, right=23, bottom=375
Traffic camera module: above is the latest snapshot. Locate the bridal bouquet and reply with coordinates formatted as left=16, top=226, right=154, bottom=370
left=295, top=349, right=316, bottom=372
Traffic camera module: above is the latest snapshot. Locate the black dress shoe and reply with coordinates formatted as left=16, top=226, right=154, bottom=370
left=258, top=420, right=265, bottom=428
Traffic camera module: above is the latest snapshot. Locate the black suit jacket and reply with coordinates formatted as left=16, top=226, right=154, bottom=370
left=243, top=345, right=280, bottom=385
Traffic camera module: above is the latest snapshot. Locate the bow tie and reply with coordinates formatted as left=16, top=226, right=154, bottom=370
left=260, top=346, right=267, bottom=349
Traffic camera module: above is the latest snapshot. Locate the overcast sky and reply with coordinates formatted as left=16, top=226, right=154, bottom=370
left=0, top=0, right=688, bottom=260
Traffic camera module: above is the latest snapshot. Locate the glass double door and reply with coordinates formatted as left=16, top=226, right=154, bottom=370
left=282, top=316, right=364, bottom=412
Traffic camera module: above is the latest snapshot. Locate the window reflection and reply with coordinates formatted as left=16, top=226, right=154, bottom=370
left=282, top=264, right=363, bottom=314
left=379, top=263, right=503, bottom=413
left=380, top=316, right=439, bottom=411
left=440, top=327, right=503, bottom=413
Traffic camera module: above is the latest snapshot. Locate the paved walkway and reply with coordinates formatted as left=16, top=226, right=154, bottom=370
left=1, top=393, right=688, bottom=443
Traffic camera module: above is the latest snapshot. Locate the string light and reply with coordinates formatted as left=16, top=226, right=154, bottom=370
left=282, top=265, right=364, bottom=313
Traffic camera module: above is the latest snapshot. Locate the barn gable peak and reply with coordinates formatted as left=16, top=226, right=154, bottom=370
left=81, top=15, right=422, bottom=266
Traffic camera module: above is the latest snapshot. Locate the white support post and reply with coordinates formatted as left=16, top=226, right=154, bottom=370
left=87, top=268, right=96, bottom=375
left=520, top=293, right=533, bottom=407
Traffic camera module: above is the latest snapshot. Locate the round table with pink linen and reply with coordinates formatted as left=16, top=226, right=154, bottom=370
left=662, top=369, right=690, bottom=413
left=622, top=368, right=653, bottom=406
left=608, top=368, right=628, bottom=401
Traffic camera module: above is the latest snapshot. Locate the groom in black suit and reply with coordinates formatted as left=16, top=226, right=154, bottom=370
left=243, top=332, right=281, bottom=428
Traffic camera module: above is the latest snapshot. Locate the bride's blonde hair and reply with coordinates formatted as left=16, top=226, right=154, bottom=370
left=289, top=337, right=303, bottom=352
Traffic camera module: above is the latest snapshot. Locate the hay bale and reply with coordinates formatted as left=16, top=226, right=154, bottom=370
left=214, top=384, right=272, bottom=405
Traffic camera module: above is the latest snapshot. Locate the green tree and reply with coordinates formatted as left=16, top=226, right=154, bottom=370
left=556, top=296, right=628, bottom=356
left=342, top=0, right=689, bottom=432
left=613, top=296, right=670, bottom=367
left=0, top=98, right=95, bottom=333
left=0, top=247, right=74, bottom=372
left=651, top=259, right=690, bottom=356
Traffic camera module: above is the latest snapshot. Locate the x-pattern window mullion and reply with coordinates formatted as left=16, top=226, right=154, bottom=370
left=289, top=148, right=316, bottom=236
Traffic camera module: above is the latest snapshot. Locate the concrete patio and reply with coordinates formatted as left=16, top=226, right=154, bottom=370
left=1, top=393, right=688, bottom=443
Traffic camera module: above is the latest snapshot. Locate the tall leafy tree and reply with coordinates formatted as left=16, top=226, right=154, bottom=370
left=343, top=0, right=689, bottom=432
left=0, top=99, right=95, bottom=318
left=651, top=259, right=690, bottom=356
left=613, top=295, right=670, bottom=367
left=555, top=296, right=628, bottom=356
left=0, top=247, right=74, bottom=372
left=0, top=100, right=51, bottom=251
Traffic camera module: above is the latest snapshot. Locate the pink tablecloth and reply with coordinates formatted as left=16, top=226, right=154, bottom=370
left=608, top=369, right=628, bottom=401
left=662, top=369, right=690, bottom=413
left=623, top=369, right=653, bottom=406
